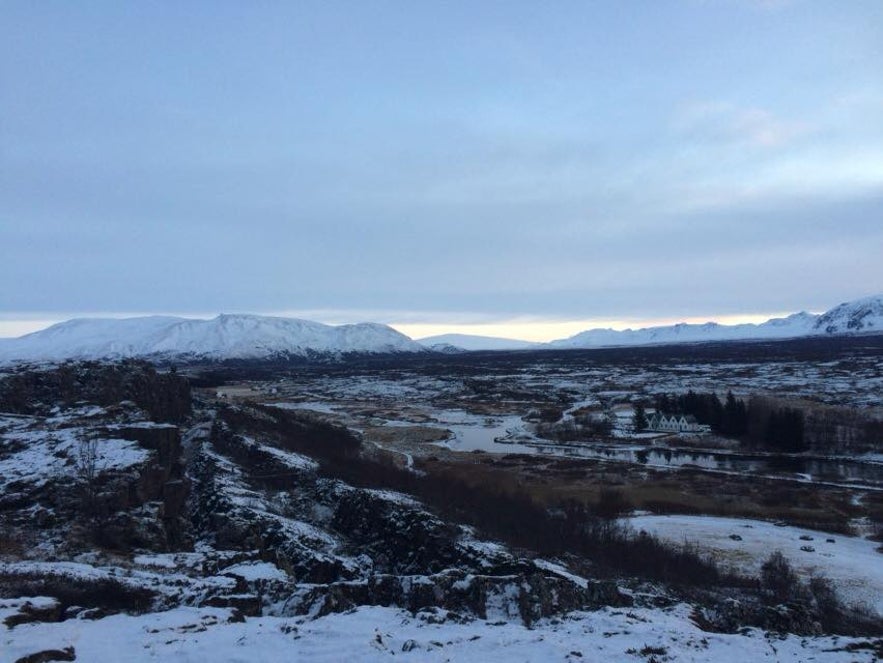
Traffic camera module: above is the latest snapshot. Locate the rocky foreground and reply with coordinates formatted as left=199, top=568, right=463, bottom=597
left=1, top=362, right=880, bottom=662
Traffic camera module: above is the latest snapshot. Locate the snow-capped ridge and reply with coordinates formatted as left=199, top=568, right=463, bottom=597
left=2, top=295, right=880, bottom=362
left=0, top=314, right=425, bottom=363
left=813, top=295, right=883, bottom=334
left=550, top=295, right=882, bottom=349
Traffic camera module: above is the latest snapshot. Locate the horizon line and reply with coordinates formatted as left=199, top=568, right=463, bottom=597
left=0, top=308, right=819, bottom=343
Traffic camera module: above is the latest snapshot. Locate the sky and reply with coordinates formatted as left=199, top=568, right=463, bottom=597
left=2, top=1, right=882, bottom=341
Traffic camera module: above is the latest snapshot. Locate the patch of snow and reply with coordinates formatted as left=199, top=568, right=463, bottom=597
left=259, top=445, right=320, bottom=471
left=266, top=401, right=339, bottom=414
left=219, top=562, right=288, bottom=582
left=533, top=559, right=590, bottom=589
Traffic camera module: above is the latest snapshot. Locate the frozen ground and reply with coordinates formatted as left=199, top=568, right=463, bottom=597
left=0, top=411, right=152, bottom=493
left=3, top=601, right=880, bottom=663
left=629, top=514, right=883, bottom=616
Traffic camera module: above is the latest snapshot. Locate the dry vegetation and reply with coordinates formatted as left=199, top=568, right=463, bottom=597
left=417, top=454, right=861, bottom=534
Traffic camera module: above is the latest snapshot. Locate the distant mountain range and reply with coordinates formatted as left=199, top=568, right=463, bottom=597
left=547, top=311, right=822, bottom=350
left=549, top=295, right=882, bottom=349
left=417, top=333, right=540, bottom=352
left=0, top=314, right=424, bottom=363
left=0, top=295, right=880, bottom=364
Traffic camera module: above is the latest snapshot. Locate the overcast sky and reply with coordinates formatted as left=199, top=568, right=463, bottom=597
left=2, top=1, right=882, bottom=340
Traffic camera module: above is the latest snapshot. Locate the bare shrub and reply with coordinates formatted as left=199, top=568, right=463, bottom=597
left=760, top=551, right=801, bottom=603
left=74, top=437, right=102, bottom=520
left=0, top=531, right=26, bottom=556
left=595, top=488, right=632, bottom=521
left=809, top=575, right=841, bottom=630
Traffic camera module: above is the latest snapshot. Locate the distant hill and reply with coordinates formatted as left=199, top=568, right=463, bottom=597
left=549, top=295, right=883, bottom=349
left=417, top=333, right=539, bottom=351
left=0, top=314, right=425, bottom=364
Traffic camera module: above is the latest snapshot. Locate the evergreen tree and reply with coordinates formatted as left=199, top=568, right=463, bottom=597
left=722, top=391, right=748, bottom=436
left=709, top=392, right=724, bottom=431
left=632, top=403, right=648, bottom=432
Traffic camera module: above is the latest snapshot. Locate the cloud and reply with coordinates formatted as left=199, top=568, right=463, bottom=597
left=692, top=0, right=798, bottom=10
left=673, top=101, right=813, bottom=148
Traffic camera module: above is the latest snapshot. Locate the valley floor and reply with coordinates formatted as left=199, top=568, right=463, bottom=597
left=2, top=354, right=882, bottom=662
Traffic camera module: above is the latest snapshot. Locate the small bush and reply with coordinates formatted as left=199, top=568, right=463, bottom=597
left=760, top=551, right=802, bottom=604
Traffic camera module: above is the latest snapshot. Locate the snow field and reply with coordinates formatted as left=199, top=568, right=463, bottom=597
left=2, top=602, right=878, bottom=663
left=629, top=514, right=883, bottom=615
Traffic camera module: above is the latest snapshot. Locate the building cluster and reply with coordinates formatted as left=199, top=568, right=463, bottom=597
left=647, top=412, right=708, bottom=433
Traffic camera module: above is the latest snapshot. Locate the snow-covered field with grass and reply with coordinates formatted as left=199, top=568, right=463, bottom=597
left=629, top=514, right=883, bottom=615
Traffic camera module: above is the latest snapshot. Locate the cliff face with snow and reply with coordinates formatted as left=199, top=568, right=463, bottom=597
left=0, top=314, right=425, bottom=363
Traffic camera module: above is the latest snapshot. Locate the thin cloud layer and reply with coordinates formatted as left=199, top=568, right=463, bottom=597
left=1, top=1, right=881, bottom=327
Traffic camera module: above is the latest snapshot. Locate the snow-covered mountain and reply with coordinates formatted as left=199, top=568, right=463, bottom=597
left=417, top=333, right=539, bottom=352
left=0, top=314, right=425, bottom=363
left=1, top=295, right=880, bottom=363
left=549, top=296, right=882, bottom=349
left=812, top=295, right=883, bottom=334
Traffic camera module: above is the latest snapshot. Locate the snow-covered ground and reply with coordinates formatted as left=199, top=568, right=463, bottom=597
left=3, top=601, right=879, bottom=663
left=629, top=514, right=883, bottom=615
left=0, top=417, right=151, bottom=492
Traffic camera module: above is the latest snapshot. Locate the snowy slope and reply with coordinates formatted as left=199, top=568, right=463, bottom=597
left=417, top=333, right=539, bottom=351
left=813, top=295, right=883, bottom=334
left=550, top=296, right=883, bottom=349
left=0, top=314, right=425, bottom=363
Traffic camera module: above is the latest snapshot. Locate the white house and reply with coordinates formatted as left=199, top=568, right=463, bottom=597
left=648, top=412, right=703, bottom=433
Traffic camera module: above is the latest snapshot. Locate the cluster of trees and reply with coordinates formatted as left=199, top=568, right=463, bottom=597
left=536, top=413, right=613, bottom=442
left=653, top=390, right=748, bottom=436
left=652, top=390, right=810, bottom=452
left=760, top=407, right=806, bottom=453
left=746, top=397, right=807, bottom=453
left=804, top=406, right=883, bottom=454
